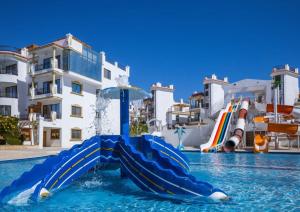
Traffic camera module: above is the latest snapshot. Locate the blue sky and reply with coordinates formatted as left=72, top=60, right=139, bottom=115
left=1, top=0, right=300, bottom=101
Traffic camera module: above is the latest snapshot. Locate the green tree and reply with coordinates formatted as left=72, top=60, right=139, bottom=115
left=0, top=116, right=22, bottom=145
left=130, top=122, right=148, bottom=136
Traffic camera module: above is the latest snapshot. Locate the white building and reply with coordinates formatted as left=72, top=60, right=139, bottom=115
left=151, top=82, right=175, bottom=127
left=203, top=74, right=229, bottom=117
left=271, top=64, right=299, bottom=105
left=0, top=33, right=130, bottom=148
left=0, top=47, right=29, bottom=117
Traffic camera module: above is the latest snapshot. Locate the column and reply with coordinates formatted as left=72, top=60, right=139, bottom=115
left=31, top=77, right=35, bottom=97
left=52, top=72, right=56, bottom=94
left=38, top=123, right=44, bottom=149
left=120, top=89, right=129, bottom=137
left=52, top=47, right=56, bottom=68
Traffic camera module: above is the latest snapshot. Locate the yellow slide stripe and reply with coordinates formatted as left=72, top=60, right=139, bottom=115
left=121, top=154, right=174, bottom=194
left=160, top=150, right=188, bottom=170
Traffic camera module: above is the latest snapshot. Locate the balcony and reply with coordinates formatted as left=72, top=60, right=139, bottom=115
left=0, top=93, right=18, bottom=116
left=29, top=86, right=62, bottom=101
left=0, top=92, right=17, bottom=98
left=0, top=69, right=18, bottom=84
left=30, top=58, right=63, bottom=76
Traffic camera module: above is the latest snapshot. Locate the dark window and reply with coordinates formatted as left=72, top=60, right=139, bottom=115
left=51, top=129, right=60, bottom=139
left=0, top=105, right=11, bottom=116
left=71, top=105, right=82, bottom=117
left=21, top=129, right=31, bottom=141
left=43, top=104, right=60, bottom=119
left=205, top=91, right=209, bottom=96
left=205, top=84, right=209, bottom=89
left=72, top=82, right=82, bottom=94
left=43, top=81, right=51, bottom=94
left=104, top=69, right=111, bottom=79
left=5, top=86, right=17, bottom=98
left=71, top=129, right=82, bottom=140
left=5, top=64, right=18, bottom=75
left=43, top=58, right=51, bottom=69
left=56, top=55, right=61, bottom=69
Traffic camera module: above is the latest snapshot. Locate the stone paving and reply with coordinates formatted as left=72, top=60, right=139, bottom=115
left=0, top=146, right=63, bottom=161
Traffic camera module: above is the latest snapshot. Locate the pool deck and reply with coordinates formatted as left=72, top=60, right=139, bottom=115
left=0, top=145, right=299, bottom=161
left=0, top=146, right=64, bottom=161
left=182, top=146, right=300, bottom=154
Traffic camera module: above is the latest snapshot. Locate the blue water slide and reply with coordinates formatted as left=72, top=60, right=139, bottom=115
left=0, top=135, right=120, bottom=202
left=118, top=136, right=227, bottom=200
left=0, top=135, right=227, bottom=203
left=0, top=146, right=77, bottom=203
left=32, top=135, right=121, bottom=200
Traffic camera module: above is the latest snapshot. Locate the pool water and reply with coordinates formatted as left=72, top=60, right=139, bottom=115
left=0, top=153, right=300, bottom=211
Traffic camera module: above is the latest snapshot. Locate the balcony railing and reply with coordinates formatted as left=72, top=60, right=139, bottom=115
left=43, top=113, right=62, bottom=120
left=190, top=104, right=201, bottom=109
left=0, top=92, right=17, bottom=98
left=33, top=61, right=61, bottom=73
left=34, top=88, right=62, bottom=95
left=0, top=69, right=18, bottom=75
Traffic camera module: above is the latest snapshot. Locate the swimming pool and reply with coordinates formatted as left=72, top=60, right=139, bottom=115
left=0, top=153, right=299, bottom=211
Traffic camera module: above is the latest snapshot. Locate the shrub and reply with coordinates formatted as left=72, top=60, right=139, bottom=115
left=130, top=122, right=148, bottom=136
left=0, top=116, right=22, bottom=145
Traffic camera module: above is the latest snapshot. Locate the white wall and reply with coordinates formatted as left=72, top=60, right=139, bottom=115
left=100, top=57, right=130, bottom=135
left=45, top=128, right=61, bottom=147
left=0, top=98, right=18, bottom=116
left=17, top=60, right=29, bottom=116
left=161, top=123, right=213, bottom=147
left=154, top=90, right=174, bottom=126
left=283, top=74, right=299, bottom=105
left=210, top=83, right=224, bottom=116
left=61, top=74, right=99, bottom=148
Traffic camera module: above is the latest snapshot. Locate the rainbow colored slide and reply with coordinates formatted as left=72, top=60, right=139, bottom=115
left=201, top=102, right=239, bottom=152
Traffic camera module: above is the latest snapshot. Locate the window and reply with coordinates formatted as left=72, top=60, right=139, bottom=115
left=5, top=64, right=18, bottom=75
left=21, top=129, right=31, bottom=141
left=72, top=82, right=82, bottom=94
left=104, top=69, right=111, bottom=80
left=71, top=128, right=82, bottom=140
left=5, top=86, right=17, bottom=98
left=43, top=104, right=60, bottom=119
left=0, top=105, right=11, bottom=116
left=43, top=81, right=51, bottom=94
left=71, top=105, right=82, bottom=117
left=43, top=58, right=51, bottom=69
left=51, top=129, right=60, bottom=139
left=63, top=47, right=101, bottom=81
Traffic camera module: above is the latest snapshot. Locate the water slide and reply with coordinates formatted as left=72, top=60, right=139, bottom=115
left=0, top=135, right=227, bottom=204
left=253, top=105, right=300, bottom=152
left=256, top=103, right=300, bottom=119
left=200, top=102, right=238, bottom=152
left=254, top=134, right=269, bottom=153
left=223, top=100, right=249, bottom=152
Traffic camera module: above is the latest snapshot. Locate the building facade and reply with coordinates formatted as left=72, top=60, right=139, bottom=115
left=0, top=33, right=130, bottom=148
